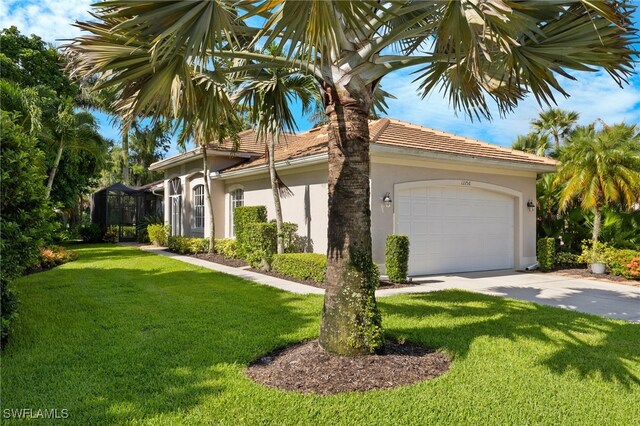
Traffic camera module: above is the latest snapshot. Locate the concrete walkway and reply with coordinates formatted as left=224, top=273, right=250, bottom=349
left=138, top=246, right=639, bottom=322
left=139, top=246, right=324, bottom=295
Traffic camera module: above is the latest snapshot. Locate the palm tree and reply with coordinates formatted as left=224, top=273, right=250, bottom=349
left=66, top=1, right=636, bottom=356
left=512, top=133, right=550, bottom=157
left=45, top=99, right=106, bottom=199
left=235, top=50, right=316, bottom=254
left=532, top=108, right=580, bottom=150
left=557, top=123, right=640, bottom=243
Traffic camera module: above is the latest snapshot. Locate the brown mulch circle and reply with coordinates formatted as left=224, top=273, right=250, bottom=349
left=193, top=252, right=248, bottom=268
left=246, top=339, right=451, bottom=395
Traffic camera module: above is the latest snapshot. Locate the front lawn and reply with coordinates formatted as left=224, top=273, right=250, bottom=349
left=2, top=245, right=638, bottom=425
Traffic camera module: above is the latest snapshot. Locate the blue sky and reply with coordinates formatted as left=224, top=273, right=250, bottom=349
left=2, top=0, right=639, bottom=156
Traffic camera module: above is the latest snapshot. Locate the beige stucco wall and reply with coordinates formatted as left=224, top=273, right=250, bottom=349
left=163, top=155, right=248, bottom=239
left=222, top=165, right=329, bottom=252
left=369, top=155, right=539, bottom=270
left=162, top=152, right=540, bottom=273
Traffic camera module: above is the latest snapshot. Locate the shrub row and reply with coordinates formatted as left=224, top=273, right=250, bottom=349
left=215, top=238, right=238, bottom=259
left=272, top=253, right=327, bottom=284
left=167, top=236, right=209, bottom=255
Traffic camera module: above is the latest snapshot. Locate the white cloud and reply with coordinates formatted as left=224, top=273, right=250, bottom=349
left=381, top=69, right=640, bottom=147
left=1, top=0, right=93, bottom=44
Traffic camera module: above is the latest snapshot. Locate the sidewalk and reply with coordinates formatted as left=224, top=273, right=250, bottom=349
left=138, top=246, right=640, bottom=322
left=139, top=246, right=324, bottom=295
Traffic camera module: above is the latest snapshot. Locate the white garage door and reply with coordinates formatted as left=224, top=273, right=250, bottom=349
left=396, top=184, right=514, bottom=275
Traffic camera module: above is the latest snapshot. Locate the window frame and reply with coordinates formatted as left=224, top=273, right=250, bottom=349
left=192, top=184, right=205, bottom=231
left=229, top=187, right=244, bottom=237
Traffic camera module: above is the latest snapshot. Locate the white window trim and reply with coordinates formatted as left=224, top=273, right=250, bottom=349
left=192, top=184, right=205, bottom=231
left=228, top=185, right=244, bottom=238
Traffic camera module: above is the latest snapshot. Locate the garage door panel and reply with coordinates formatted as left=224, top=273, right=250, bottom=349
left=397, top=185, right=515, bottom=275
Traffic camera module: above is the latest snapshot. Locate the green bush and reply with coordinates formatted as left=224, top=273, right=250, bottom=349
left=1, top=113, right=53, bottom=349
left=555, top=252, right=585, bottom=269
left=272, top=253, right=327, bottom=284
left=578, top=240, right=610, bottom=265
left=385, top=235, right=409, bottom=283
left=38, top=246, right=79, bottom=269
left=537, top=238, right=555, bottom=272
left=0, top=280, right=18, bottom=349
left=104, top=227, right=118, bottom=243
left=244, top=222, right=277, bottom=268
left=167, top=236, right=209, bottom=255
left=281, top=222, right=303, bottom=253
left=214, top=238, right=238, bottom=259
left=79, top=223, right=103, bottom=243
left=148, top=224, right=169, bottom=246
left=605, top=248, right=640, bottom=279
left=234, top=206, right=267, bottom=258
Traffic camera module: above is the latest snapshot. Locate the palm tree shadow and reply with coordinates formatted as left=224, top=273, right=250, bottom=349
left=381, top=290, right=640, bottom=388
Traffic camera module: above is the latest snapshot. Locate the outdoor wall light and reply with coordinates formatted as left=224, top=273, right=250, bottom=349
left=527, top=200, right=536, bottom=212
left=383, top=192, right=393, bottom=208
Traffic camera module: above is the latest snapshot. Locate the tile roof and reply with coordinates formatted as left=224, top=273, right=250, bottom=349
left=208, top=129, right=264, bottom=154
left=221, top=118, right=558, bottom=173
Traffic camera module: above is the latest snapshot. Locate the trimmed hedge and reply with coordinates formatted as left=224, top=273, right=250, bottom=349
left=244, top=222, right=277, bottom=268
left=148, top=224, right=169, bottom=246
left=234, top=206, right=267, bottom=258
left=537, top=238, right=555, bottom=272
left=385, top=235, right=409, bottom=283
left=272, top=253, right=327, bottom=284
left=555, top=252, right=585, bottom=269
left=167, top=236, right=209, bottom=255
left=214, top=238, right=238, bottom=259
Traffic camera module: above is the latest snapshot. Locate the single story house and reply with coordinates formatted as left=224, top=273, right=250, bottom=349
left=149, top=118, right=557, bottom=276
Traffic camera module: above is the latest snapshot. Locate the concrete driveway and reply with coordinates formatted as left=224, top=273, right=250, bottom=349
left=377, top=270, right=640, bottom=323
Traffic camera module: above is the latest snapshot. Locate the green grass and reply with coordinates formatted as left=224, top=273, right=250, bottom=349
left=2, top=245, right=639, bottom=425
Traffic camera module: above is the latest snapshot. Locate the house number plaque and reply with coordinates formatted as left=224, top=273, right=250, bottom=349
left=460, top=180, right=471, bottom=186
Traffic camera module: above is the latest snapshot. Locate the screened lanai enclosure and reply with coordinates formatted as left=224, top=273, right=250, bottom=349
left=90, top=182, right=163, bottom=242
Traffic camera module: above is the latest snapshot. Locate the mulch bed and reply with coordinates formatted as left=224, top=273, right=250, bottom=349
left=551, top=268, right=640, bottom=287
left=193, top=252, right=248, bottom=268
left=248, top=267, right=413, bottom=290
left=246, top=339, right=450, bottom=395
left=189, top=252, right=412, bottom=290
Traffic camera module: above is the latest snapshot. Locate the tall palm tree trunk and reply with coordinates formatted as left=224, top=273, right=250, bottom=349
left=201, top=146, right=216, bottom=253
left=268, top=137, right=285, bottom=254
left=592, top=206, right=602, bottom=243
left=45, top=139, right=64, bottom=199
left=122, top=132, right=130, bottom=184
left=319, top=98, right=382, bottom=356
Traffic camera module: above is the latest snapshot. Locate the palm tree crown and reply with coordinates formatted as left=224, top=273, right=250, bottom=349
left=532, top=108, right=580, bottom=149
left=557, top=123, right=640, bottom=241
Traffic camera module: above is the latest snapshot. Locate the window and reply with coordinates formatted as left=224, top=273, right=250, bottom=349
left=169, top=178, right=182, bottom=236
left=230, top=188, right=244, bottom=237
left=193, top=185, right=205, bottom=230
